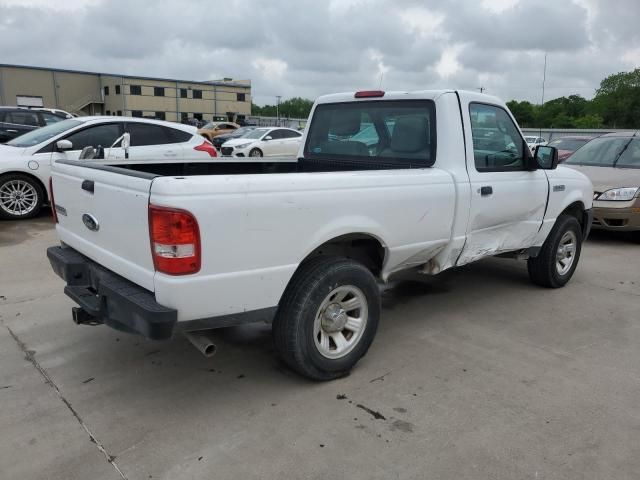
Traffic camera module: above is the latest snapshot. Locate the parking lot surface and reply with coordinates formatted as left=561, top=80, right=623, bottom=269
left=1, top=215, right=639, bottom=480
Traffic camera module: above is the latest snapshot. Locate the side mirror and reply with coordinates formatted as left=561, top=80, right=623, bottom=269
left=263, top=135, right=273, bottom=141
left=534, top=145, right=559, bottom=170
left=56, top=139, right=73, bottom=151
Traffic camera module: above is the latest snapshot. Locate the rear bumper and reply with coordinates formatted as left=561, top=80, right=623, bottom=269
left=47, top=246, right=177, bottom=340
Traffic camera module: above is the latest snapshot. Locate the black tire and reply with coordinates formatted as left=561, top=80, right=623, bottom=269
left=273, top=256, right=381, bottom=381
left=0, top=173, right=44, bottom=220
left=249, top=148, right=263, bottom=157
left=527, top=214, right=583, bottom=288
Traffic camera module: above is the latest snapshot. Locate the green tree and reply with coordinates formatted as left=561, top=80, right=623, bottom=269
left=573, top=114, right=604, bottom=129
left=592, top=69, right=640, bottom=128
left=506, top=100, right=536, bottom=127
left=252, top=97, right=314, bottom=118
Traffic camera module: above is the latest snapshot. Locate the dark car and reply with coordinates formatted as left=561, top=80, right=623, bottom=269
left=0, top=107, right=70, bottom=143
left=210, top=126, right=257, bottom=149
left=547, top=136, right=595, bottom=162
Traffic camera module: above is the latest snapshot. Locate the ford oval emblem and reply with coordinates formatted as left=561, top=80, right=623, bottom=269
left=82, top=214, right=100, bottom=232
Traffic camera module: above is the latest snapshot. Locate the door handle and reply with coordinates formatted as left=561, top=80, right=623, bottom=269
left=480, top=186, right=493, bottom=196
left=163, top=151, right=177, bottom=157
left=6, top=129, right=18, bottom=133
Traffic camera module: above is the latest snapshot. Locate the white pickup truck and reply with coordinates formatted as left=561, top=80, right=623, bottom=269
left=47, top=90, right=593, bottom=380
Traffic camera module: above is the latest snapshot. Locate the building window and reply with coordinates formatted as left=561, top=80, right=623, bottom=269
left=112, top=112, right=116, bottom=116
left=193, top=89, right=202, bottom=99
left=154, top=87, right=165, bottom=97
left=132, top=110, right=143, bottom=117
left=181, top=112, right=189, bottom=122
left=130, top=85, right=142, bottom=95
left=180, top=88, right=188, bottom=98
left=115, top=85, right=121, bottom=95
left=155, top=111, right=166, bottom=120
left=106, top=110, right=111, bottom=115
left=117, top=110, right=122, bottom=116
left=104, top=86, right=109, bottom=96
left=237, top=93, right=246, bottom=102
left=194, top=113, right=203, bottom=120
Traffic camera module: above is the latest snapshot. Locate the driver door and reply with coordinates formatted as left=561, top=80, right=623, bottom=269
left=457, top=97, right=549, bottom=265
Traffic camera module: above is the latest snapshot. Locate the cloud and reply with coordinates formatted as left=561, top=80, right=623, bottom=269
left=0, top=0, right=639, bottom=105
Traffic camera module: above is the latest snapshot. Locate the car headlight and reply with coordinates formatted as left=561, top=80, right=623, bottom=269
left=597, top=187, right=639, bottom=201
left=235, top=143, right=251, bottom=149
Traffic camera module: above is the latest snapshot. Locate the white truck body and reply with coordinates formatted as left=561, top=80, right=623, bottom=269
left=48, top=90, right=594, bottom=379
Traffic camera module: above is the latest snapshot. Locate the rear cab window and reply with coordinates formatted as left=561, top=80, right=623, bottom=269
left=304, top=100, right=436, bottom=168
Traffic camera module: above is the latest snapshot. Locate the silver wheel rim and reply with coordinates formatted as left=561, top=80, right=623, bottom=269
left=0, top=180, right=38, bottom=217
left=313, top=285, right=368, bottom=359
left=250, top=149, right=261, bottom=157
left=556, top=230, right=577, bottom=276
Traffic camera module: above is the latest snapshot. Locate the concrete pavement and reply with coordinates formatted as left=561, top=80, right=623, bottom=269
left=1, top=214, right=639, bottom=479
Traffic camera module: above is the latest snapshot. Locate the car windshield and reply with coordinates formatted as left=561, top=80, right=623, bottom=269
left=244, top=128, right=270, bottom=139
left=6, top=119, right=83, bottom=147
left=233, top=127, right=256, bottom=137
left=615, top=139, right=640, bottom=168
left=203, top=122, right=217, bottom=129
left=564, top=137, right=632, bottom=167
left=548, top=138, right=588, bottom=152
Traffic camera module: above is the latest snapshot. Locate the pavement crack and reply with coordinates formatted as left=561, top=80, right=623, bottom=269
left=6, top=326, right=128, bottom=480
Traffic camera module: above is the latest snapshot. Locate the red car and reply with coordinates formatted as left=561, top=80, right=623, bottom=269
left=547, top=136, right=595, bottom=162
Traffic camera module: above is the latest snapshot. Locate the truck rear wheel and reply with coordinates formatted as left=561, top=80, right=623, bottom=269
left=527, top=214, right=583, bottom=288
left=273, top=256, right=380, bottom=381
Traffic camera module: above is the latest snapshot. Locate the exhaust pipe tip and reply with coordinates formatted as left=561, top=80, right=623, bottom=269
left=184, top=331, right=217, bottom=358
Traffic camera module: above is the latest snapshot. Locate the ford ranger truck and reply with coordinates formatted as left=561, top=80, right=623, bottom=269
left=47, top=90, right=594, bottom=381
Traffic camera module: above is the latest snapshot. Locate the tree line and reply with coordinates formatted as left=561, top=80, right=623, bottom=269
left=251, top=97, right=314, bottom=119
left=251, top=69, right=640, bottom=129
left=507, top=69, right=640, bottom=129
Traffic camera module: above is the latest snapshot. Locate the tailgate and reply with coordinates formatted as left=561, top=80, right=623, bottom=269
left=51, top=161, right=156, bottom=291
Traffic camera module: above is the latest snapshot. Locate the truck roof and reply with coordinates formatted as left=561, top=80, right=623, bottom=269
left=315, top=89, right=504, bottom=105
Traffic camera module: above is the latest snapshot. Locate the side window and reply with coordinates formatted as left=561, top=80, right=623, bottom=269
left=166, top=127, right=192, bottom=144
left=269, top=129, right=286, bottom=140
left=281, top=130, right=301, bottom=139
left=9, top=111, right=40, bottom=126
left=65, top=124, right=121, bottom=150
left=127, top=123, right=170, bottom=146
left=470, top=103, right=525, bottom=172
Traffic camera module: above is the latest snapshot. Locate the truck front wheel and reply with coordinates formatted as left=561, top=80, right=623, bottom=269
left=273, top=256, right=380, bottom=381
left=527, top=214, right=583, bottom=288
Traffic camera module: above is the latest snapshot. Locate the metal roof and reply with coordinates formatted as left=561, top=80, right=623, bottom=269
left=0, top=63, right=251, bottom=89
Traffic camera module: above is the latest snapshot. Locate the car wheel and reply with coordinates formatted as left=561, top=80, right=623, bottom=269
left=249, top=148, right=263, bottom=157
left=273, top=256, right=380, bottom=381
left=0, top=173, right=44, bottom=220
left=527, top=214, right=583, bottom=288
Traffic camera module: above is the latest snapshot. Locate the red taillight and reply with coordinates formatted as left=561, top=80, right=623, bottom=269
left=194, top=140, right=217, bottom=157
left=354, top=90, right=385, bottom=98
left=49, top=177, right=58, bottom=223
left=149, top=205, right=201, bottom=275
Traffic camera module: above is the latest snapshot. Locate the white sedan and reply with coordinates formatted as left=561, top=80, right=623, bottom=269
left=220, top=127, right=302, bottom=158
left=0, top=116, right=217, bottom=220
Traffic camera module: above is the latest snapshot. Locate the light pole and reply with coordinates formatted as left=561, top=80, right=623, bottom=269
left=276, top=95, right=281, bottom=125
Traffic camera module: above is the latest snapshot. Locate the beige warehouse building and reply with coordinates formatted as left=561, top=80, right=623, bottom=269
left=0, top=64, right=251, bottom=123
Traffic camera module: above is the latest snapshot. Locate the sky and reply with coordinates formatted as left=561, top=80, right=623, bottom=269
left=1, top=0, right=639, bottom=105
